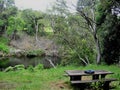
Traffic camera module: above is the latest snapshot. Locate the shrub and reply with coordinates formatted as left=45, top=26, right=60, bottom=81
left=0, top=43, right=9, bottom=53
left=26, top=50, right=45, bottom=57
left=0, top=37, right=9, bottom=44
left=27, top=65, right=34, bottom=72
left=34, top=64, right=44, bottom=70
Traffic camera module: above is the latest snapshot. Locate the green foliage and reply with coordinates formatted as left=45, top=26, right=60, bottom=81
left=102, top=15, right=120, bottom=64
left=59, top=27, right=95, bottom=65
left=0, top=37, right=9, bottom=44
left=96, top=0, right=120, bottom=64
left=21, top=9, right=44, bottom=35
left=7, top=16, right=26, bottom=35
left=0, top=58, right=9, bottom=67
left=0, top=0, right=17, bottom=35
left=0, top=43, right=9, bottom=53
left=0, top=19, right=4, bottom=26
left=0, top=37, right=9, bottom=53
left=91, top=81, right=103, bottom=90
left=26, top=49, right=44, bottom=57
left=49, top=0, right=99, bottom=65
left=27, top=65, right=34, bottom=72
left=34, top=64, right=44, bottom=70
left=49, top=10, right=95, bottom=65
left=96, top=4, right=106, bottom=25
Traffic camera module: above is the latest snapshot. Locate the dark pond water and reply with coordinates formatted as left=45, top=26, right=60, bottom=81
left=0, top=56, right=60, bottom=70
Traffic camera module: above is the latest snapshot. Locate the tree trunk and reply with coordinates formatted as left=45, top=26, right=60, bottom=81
left=35, top=23, right=38, bottom=42
left=34, top=20, right=39, bottom=42
left=94, top=35, right=101, bottom=64
left=46, top=58, right=56, bottom=68
left=91, top=8, right=101, bottom=64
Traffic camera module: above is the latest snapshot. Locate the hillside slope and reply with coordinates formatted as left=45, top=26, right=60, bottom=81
left=9, top=33, right=58, bottom=56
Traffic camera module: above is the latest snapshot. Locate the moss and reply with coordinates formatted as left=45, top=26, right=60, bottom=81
left=26, top=49, right=45, bottom=57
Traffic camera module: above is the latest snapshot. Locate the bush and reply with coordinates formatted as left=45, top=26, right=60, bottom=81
left=0, top=37, right=9, bottom=44
left=26, top=50, right=45, bottom=57
left=34, top=64, right=44, bottom=70
left=27, top=65, right=34, bottom=72
left=0, top=58, right=9, bottom=68
left=0, top=43, right=9, bottom=53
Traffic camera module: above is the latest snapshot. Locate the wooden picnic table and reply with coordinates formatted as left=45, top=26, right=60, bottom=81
left=65, top=70, right=113, bottom=80
left=65, top=70, right=117, bottom=90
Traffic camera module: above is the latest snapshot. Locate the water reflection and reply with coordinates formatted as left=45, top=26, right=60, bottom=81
left=0, top=56, right=60, bottom=70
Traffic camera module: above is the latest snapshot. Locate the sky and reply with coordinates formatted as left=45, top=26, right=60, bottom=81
left=15, top=0, right=77, bottom=12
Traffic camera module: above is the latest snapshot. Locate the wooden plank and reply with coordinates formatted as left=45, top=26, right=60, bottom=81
left=65, top=70, right=114, bottom=76
left=71, top=78, right=117, bottom=84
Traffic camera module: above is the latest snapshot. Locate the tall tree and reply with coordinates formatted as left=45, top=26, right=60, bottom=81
left=0, top=0, right=17, bottom=36
left=97, top=0, right=120, bottom=64
left=21, top=9, right=43, bottom=41
left=48, top=0, right=95, bottom=65
left=76, top=0, right=101, bottom=64
left=7, top=15, right=25, bottom=40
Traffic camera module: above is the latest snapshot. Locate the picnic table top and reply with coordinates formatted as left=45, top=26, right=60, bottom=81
left=65, top=70, right=114, bottom=76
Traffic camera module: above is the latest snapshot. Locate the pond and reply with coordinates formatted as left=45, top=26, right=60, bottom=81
left=0, top=56, right=60, bottom=70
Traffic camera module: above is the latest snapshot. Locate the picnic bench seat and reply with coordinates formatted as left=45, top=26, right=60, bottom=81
left=71, top=78, right=117, bottom=84
left=71, top=78, right=117, bottom=90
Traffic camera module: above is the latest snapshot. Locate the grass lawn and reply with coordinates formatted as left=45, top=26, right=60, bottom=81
left=0, top=65, right=120, bottom=90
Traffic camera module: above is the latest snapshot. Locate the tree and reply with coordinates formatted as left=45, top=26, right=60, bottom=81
left=76, top=0, right=101, bottom=64
left=21, top=9, right=44, bottom=41
left=0, top=0, right=17, bottom=36
left=48, top=0, right=95, bottom=65
left=47, top=0, right=69, bottom=34
left=97, top=0, right=120, bottom=64
left=7, top=15, right=25, bottom=40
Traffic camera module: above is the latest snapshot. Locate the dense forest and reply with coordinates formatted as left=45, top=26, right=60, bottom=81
left=0, top=0, right=120, bottom=90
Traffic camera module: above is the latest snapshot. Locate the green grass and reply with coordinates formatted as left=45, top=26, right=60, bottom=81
left=0, top=65, right=120, bottom=90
